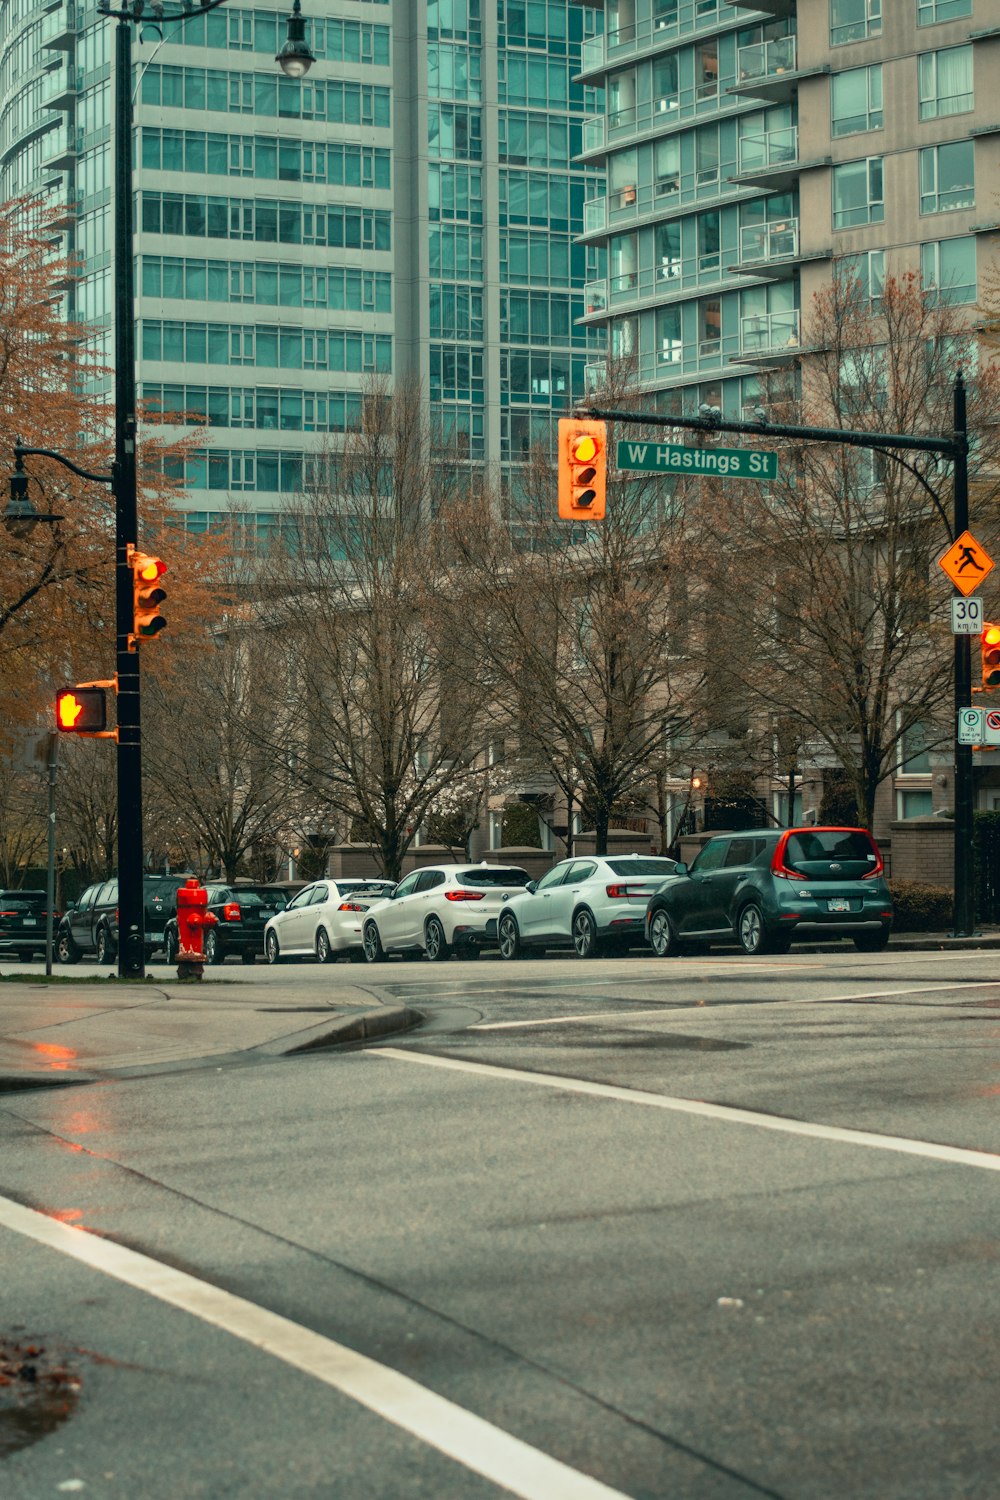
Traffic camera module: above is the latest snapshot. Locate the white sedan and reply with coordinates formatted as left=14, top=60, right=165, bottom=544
left=264, top=878, right=397, bottom=963
left=361, top=863, right=530, bottom=962
left=495, top=854, right=677, bottom=959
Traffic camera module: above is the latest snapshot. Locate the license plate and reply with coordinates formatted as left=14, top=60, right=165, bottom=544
left=827, top=898, right=850, bottom=913
left=23, top=918, right=37, bottom=926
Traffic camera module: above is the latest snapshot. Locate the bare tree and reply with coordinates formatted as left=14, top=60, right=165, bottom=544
left=255, top=379, right=494, bottom=880
left=706, top=267, right=1000, bottom=828
left=438, top=363, right=702, bottom=856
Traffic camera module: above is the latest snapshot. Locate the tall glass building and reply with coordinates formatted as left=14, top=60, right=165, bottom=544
left=0, top=0, right=606, bottom=537
left=575, top=0, right=996, bottom=422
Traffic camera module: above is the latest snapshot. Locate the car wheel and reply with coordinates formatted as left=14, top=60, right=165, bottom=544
left=56, top=930, right=80, bottom=964
left=205, top=929, right=221, bottom=965
left=853, top=929, right=891, bottom=953
left=96, top=927, right=116, bottom=966
left=165, top=929, right=178, bottom=965
left=424, top=915, right=451, bottom=962
left=265, top=930, right=281, bottom=965
left=241, top=949, right=257, bottom=965
left=572, top=909, right=601, bottom=959
left=737, top=902, right=767, bottom=956
left=363, top=921, right=386, bottom=963
left=497, top=913, right=522, bottom=960
left=316, top=928, right=334, bottom=964
left=648, top=908, right=680, bottom=957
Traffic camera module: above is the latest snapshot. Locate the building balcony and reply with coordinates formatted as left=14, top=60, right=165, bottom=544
left=580, top=2, right=737, bottom=79
left=41, top=3, right=79, bottom=51
left=739, top=309, right=800, bottom=357
left=42, top=61, right=78, bottom=112
left=734, top=126, right=803, bottom=190
left=583, top=278, right=607, bottom=315
left=40, top=124, right=77, bottom=170
left=723, top=0, right=794, bottom=17
left=582, top=115, right=605, bottom=154
left=580, top=167, right=740, bottom=239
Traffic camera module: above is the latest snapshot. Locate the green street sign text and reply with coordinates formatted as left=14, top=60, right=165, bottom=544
left=616, top=440, right=778, bottom=480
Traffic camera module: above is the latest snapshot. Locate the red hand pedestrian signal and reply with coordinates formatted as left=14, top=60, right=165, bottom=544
left=56, top=687, right=107, bottom=734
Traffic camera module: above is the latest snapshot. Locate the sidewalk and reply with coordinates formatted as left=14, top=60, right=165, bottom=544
left=0, top=974, right=420, bottom=1091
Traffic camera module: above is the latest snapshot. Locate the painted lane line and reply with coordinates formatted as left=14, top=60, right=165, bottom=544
left=469, top=980, right=1000, bottom=1031
left=375, top=1049, right=1000, bottom=1173
left=0, top=1196, right=628, bottom=1500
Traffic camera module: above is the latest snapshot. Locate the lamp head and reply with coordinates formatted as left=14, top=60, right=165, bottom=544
left=277, top=0, right=315, bottom=78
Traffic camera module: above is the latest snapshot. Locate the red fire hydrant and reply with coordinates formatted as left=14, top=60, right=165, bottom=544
left=175, top=878, right=217, bottom=980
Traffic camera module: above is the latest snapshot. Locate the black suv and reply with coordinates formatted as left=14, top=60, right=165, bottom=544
left=57, top=875, right=195, bottom=964
left=162, top=883, right=291, bottom=964
left=0, top=890, right=57, bottom=961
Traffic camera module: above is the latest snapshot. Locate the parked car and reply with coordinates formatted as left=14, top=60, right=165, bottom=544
left=0, top=890, right=57, bottom=961
left=495, top=855, right=678, bottom=959
left=264, top=878, right=398, bottom=963
left=644, top=826, right=893, bottom=957
left=361, top=864, right=531, bottom=962
left=163, top=883, right=295, bottom=964
left=57, top=874, right=196, bottom=964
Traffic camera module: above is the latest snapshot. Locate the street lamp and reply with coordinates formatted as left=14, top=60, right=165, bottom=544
left=63, top=0, right=316, bottom=975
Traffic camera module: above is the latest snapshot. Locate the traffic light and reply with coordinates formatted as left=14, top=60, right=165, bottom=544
left=558, top=418, right=607, bottom=519
left=128, top=546, right=167, bottom=647
left=982, top=623, right=1000, bottom=690
left=56, top=686, right=107, bottom=734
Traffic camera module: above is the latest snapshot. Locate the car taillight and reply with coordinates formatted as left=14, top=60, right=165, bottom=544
left=606, top=884, right=653, bottom=898
left=0, top=909, right=16, bottom=917
left=861, top=852, right=884, bottom=878
left=223, top=902, right=241, bottom=921
left=770, top=834, right=801, bottom=881
left=338, top=901, right=367, bottom=912
left=445, top=890, right=485, bottom=901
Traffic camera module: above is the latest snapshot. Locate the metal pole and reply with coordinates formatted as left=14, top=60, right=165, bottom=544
left=113, top=14, right=145, bottom=976
left=952, top=372, right=974, bottom=936
left=45, top=733, right=58, bottom=977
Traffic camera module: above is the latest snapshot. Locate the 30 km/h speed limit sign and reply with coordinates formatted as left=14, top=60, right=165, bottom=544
left=952, top=597, right=984, bottom=634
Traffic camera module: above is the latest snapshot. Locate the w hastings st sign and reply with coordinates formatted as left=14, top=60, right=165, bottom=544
left=616, top=440, right=779, bottom=480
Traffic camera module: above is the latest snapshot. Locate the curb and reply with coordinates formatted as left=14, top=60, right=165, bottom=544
left=272, top=1004, right=423, bottom=1056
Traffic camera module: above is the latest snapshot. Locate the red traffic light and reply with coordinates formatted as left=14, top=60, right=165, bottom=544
left=56, top=686, right=107, bottom=734
left=129, top=546, right=168, bottom=646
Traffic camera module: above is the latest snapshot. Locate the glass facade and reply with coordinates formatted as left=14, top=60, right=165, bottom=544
left=1, top=0, right=603, bottom=523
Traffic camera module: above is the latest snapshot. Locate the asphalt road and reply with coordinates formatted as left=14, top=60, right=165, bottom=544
left=1, top=947, right=999, bottom=1499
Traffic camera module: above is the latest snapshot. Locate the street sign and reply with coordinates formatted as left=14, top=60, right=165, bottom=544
left=951, top=597, right=984, bottom=634
left=616, top=440, right=778, bottom=480
left=957, top=707, right=1000, bottom=745
left=939, top=530, right=995, bottom=596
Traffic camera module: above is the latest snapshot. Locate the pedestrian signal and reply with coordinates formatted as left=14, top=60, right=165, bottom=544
left=558, top=418, right=607, bottom=519
left=129, top=546, right=167, bottom=647
left=982, top=623, right=1000, bottom=690
left=56, top=686, right=107, bottom=734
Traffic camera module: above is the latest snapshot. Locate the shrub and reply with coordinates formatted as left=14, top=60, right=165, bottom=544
left=887, top=878, right=953, bottom=932
left=502, top=801, right=542, bottom=847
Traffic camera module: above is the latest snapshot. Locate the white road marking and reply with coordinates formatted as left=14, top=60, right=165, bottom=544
left=374, top=1049, right=1000, bottom=1173
left=470, top=979, right=1000, bottom=1031
left=0, top=1196, right=628, bottom=1500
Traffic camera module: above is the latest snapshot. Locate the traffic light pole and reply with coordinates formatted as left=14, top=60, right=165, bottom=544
left=112, top=12, right=145, bottom=977
left=583, top=372, right=975, bottom=934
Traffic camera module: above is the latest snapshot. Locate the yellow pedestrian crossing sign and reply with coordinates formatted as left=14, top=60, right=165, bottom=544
left=939, top=530, right=995, bottom=595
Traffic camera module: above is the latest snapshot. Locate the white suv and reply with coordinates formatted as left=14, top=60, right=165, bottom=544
left=495, top=855, right=677, bottom=959
left=361, top=864, right=531, bottom=962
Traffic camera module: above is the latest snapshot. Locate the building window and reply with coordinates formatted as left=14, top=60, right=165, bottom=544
left=840, top=250, right=885, bottom=305
left=918, top=45, right=973, bottom=120
left=832, top=157, right=884, bottom=228
left=830, top=0, right=881, bottom=47
left=897, top=788, right=934, bottom=818
left=831, top=65, right=883, bottom=136
left=919, top=140, right=974, bottom=214
left=917, top=0, right=971, bottom=25
left=921, top=236, right=976, bottom=305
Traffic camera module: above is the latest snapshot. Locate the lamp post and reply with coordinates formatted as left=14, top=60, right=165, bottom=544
left=81, top=1, right=315, bottom=976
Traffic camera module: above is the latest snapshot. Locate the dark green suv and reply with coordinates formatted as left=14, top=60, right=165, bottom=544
left=644, top=826, right=893, bottom=956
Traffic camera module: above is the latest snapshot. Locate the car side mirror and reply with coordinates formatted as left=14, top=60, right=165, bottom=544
left=525, top=880, right=537, bottom=894
left=674, top=862, right=688, bottom=876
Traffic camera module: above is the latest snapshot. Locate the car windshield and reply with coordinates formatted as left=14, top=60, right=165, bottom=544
left=228, top=888, right=282, bottom=907
left=785, top=831, right=877, bottom=867
left=457, top=868, right=530, bottom=887
left=605, top=859, right=676, bottom=876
